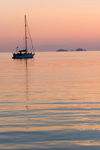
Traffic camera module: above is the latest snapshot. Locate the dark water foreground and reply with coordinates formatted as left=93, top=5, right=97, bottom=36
left=0, top=51, right=100, bottom=150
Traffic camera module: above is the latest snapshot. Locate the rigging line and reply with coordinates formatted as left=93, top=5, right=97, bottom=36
left=26, top=19, right=35, bottom=52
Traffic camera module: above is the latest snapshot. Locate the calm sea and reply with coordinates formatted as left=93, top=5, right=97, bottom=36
left=1, top=51, right=100, bottom=150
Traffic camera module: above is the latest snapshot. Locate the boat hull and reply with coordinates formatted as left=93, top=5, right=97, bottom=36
left=12, top=53, right=35, bottom=59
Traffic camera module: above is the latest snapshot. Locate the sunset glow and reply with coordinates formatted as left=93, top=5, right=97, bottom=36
left=0, top=0, right=100, bottom=52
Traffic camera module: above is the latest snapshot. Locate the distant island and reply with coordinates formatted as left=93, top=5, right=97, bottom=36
left=76, top=48, right=86, bottom=51
left=56, top=48, right=86, bottom=52
left=56, top=49, right=68, bottom=52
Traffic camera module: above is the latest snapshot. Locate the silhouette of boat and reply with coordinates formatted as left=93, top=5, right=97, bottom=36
left=12, top=15, right=35, bottom=59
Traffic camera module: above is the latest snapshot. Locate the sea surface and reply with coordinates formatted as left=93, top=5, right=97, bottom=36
left=1, top=51, right=100, bottom=150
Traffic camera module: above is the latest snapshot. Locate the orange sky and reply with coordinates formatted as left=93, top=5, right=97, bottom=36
left=0, top=0, right=100, bottom=52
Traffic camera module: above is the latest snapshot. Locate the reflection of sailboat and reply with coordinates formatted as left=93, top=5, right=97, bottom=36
left=24, top=59, right=31, bottom=129
left=12, top=15, right=35, bottom=59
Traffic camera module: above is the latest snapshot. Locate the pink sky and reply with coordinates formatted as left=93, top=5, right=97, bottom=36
left=0, top=0, right=100, bottom=52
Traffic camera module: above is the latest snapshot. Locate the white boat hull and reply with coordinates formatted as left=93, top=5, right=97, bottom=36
left=12, top=53, right=35, bottom=59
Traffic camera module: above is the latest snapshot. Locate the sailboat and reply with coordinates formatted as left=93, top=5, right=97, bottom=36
left=12, top=15, right=35, bottom=59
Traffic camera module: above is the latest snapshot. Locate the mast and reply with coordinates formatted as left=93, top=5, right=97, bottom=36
left=25, top=15, right=27, bottom=53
